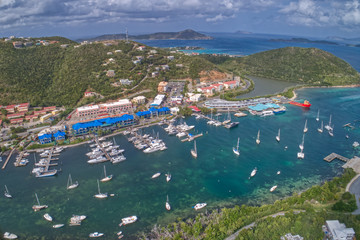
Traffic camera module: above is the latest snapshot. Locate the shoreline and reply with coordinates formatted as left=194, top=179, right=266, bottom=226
left=290, top=84, right=360, bottom=100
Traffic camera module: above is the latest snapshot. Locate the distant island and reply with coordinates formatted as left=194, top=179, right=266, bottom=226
left=79, top=29, right=213, bottom=42
left=270, top=37, right=338, bottom=45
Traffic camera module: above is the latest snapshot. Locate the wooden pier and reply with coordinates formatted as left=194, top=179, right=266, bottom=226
left=13, top=151, right=26, bottom=167
left=95, top=137, right=112, bottom=162
left=181, top=133, right=204, bottom=142
left=324, top=153, right=350, bottom=162
left=1, top=149, right=15, bottom=170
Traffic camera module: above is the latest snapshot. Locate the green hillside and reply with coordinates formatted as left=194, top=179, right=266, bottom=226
left=0, top=39, right=219, bottom=107
left=214, top=47, right=360, bottom=85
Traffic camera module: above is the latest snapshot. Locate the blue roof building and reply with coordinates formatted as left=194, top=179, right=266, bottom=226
left=38, top=133, right=53, bottom=144
left=135, top=110, right=151, bottom=119
left=53, top=131, right=66, bottom=141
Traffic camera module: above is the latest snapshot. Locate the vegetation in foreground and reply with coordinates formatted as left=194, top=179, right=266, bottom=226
left=142, top=169, right=359, bottom=240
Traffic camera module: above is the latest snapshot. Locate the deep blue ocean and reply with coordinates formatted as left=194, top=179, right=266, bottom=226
left=1, top=34, right=360, bottom=239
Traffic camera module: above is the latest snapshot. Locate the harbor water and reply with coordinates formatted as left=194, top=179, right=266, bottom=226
left=1, top=87, right=360, bottom=239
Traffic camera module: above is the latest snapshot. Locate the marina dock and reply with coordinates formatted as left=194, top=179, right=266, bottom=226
left=323, top=153, right=350, bottom=162
left=1, top=149, right=15, bottom=170
left=14, top=151, right=26, bottom=167
left=95, top=137, right=112, bottom=161
left=181, top=133, right=203, bottom=142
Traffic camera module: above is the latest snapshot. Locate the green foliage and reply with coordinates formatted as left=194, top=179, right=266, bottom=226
left=179, top=106, right=193, bottom=116
left=10, top=127, right=27, bottom=134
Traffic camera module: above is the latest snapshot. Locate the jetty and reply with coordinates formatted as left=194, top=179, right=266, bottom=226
left=181, top=133, right=203, bottom=142
left=95, top=137, right=112, bottom=162
left=13, top=151, right=26, bottom=167
left=323, top=153, right=350, bottom=163
left=2, top=149, right=16, bottom=170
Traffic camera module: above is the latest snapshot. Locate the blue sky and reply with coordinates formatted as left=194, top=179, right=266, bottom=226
left=0, top=0, right=360, bottom=39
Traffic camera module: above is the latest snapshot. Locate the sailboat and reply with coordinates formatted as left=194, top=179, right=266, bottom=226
left=94, top=179, right=108, bottom=199
left=250, top=167, right=257, bottom=178
left=256, top=130, right=260, bottom=145
left=329, top=127, right=334, bottom=137
left=32, top=193, right=48, bottom=211
left=165, top=173, right=171, bottom=182
left=318, top=121, right=324, bottom=133
left=276, top=129, right=280, bottom=142
left=100, top=165, right=113, bottom=182
left=299, top=134, right=305, bottom=151
left=316, top=109, right=320, bottom=121
left=325, top=115, right=333, bottom=131
left=67, top=174, right=79, bottom=190
left=191, top=140, right=198, bottom=158
left=4, top=185, right=12, bottom=198
left=303, top=119, right=308, bottom=133
left=297, top=148, right=305, bottom=159
left=165, top=195, right=171, bottom=211
left=233, top=137, right=240, bottom=155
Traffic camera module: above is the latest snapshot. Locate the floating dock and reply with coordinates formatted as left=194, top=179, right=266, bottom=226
left=323, top=153, right=350, bottom=162
left=14, top=151, right=26, bottom=167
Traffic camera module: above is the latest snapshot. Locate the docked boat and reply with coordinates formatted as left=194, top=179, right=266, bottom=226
left=53, top=224, right=65, bottom=228
left=260, top=110, right=274, bottom=117
left=289, top=100, right=311, bottom=108
left=256, top=130, right=260, bottom=145
left=3, top=232, right=17, bottom=239
left=67, top=174, right=79, bottom=190
left=94, top=180, right=108, bottom=199
left=276, top=129, right=280, bottom=142
left=176, top=132, right=187, bottom=138
left=152, top=172, right=161, bottom=179
left=316, top=109, right=320, bottom=121
left=233, top=137, right=240, bottom=156
left=318, top=121, right=323, bottom=133
left=250, top=167, right=257, bottom=178
left=165, top=173, right=171, bottom=182
left=270, top=185, right=278, bottom=192
left=87, top=156, right=107, bottom=164
left=191, top=140, right=198, bottom=158
left=35, top=169, right=58, bottom=178
left=111, top=154, right=126, bottom=164
left=4, top=185, right=12, bottom=198
left=225, top=122, right=239, bottom=129
left=120, top=216, right=137, bottom=225
left=193, top=203, right=207, bottom=210
left=44, top=213, right=53, bottom=222
left=303, top=119, right=308, bottom=133
left=32, top=193, right=48, bottom=212
left=166, top=195, right=171, bottom=211
left=273, top=106, right=286, bottom=114
left=234, top=111, right=247, bottom=117
left=100, top=165, right=113, bottom=182
left=89, top=232, right=104, bottom=238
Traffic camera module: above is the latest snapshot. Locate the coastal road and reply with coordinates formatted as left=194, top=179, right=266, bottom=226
left=349, top=175, right=360, bottom=215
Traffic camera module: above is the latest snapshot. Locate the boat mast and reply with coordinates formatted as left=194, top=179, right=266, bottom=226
left=5, top=185, right=9, bottom=194
left=278, top=129, right=280, bottom=139
left=257, top=130, right=260, bottom=141
left=237, top=137, right=240, bottom=151
left=194, top=140, right=197, bottom=154
left=97, top=180, right=101, bottom=194
left=103, top=165, right=107, bottom=177
left=35, top=193, right=41, bottom=206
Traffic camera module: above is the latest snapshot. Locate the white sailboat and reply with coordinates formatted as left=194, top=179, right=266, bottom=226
left=32, top=193, right=48, bottom=211
left=43, top=213, right=53, bottom=222
left=317, top=121, right=323, bottom=133
left=276, top=129, right=280, bottom=142
left=100, top=165, right=113, bottom=182
left=193, top=203, right=207, bottom=210
left=329, top=127, right=334, bottom=137
left=270, top=185, right=278, bottom=192
left=299, top=134, right=305, bottom=151
left=94, top=180, right=108, bottom=199
left=191, top=140, right=198, bottom=158
left=325, top=114, right=333, bottom=131
left=250, top=167, right=257, bottom=178
left=165, top=173, right=171, bottom=182
left=152, top=172, right=161, bottom=179
left=165, top=195, right=171, bottom=211
left=233, top=137, right=240, bottom=155
left=316, top=109, right=320, bottom=121
left=256, top=130, right=260, bottom=145
left=303, top=119, right=308, bottom=133
left=67, top=174, right=79, bottom=190
left=4, top=185, right=12, bottom=198
left=297, top=149, right=305, bottom=159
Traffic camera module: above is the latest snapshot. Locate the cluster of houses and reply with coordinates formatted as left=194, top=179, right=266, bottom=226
left=7, top=38, right=60, bottom=49
left=197, top=79, right=241, bottom=97
left=37, top=126, right=66, bottom=144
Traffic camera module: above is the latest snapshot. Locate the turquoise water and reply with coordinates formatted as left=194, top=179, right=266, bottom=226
left=1, top=87, right=360, bottom=239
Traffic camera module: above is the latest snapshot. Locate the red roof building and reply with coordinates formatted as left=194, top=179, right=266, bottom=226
left=5, top=105, right=16, bottom=113
left=7, top=112, right=25, bottom=119
left=25, top=115, right=38, bottom=121
left=10, top=118, right=23, bottom=124
left=43, top=106, right=56, bottom=111
left=223, top=80, right=240, bottom=89
left=34, top=109, right=48, bottom=116
left=17, top=103, right=30, bottom=112
left=188, top=106, right=201, bottom=112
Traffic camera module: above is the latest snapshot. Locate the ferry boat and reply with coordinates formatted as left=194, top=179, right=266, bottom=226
left=44, top=213, right=53, bottom=222
left=89, top=232, right=104, bottom=238
left=270, top=185, right=278, bottom=192
left=273, top=106, right=286, bottom=114
left=3, top=232, right=17, bottom=239
left=260, top=110, right=274, bottom=117
left=193, top=203, right=207, bottom=210
left=52, top=224, right=65, bottom=228
left=289, top=100, right=311, bottom=108
left=120, top=216, right=137, bottom=225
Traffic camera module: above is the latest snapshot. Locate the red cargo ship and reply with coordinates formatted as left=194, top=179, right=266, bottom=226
left=289, top=100, right=311, bottom=108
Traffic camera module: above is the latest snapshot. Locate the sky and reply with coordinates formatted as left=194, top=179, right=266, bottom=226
left=0, top=0, right=360, bottom=39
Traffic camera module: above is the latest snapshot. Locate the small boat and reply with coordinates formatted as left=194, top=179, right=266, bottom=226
left=317, top=121, right=323, bottom=133
left=224, top=122, right=239, bottom=128
left=276, top=129, right=280, bottom=142
left=250, top=167, right=257, bottom=178
left=32, top=193, right=48, bottom=212
left=233, top=137, right=240, bottom=156
left=52, top=224, right=65, bottom=228
left=297, top=149, right=305, bottom=159
left=117, top=231, right=123, bottom=236
left=270, top=185, right=277, bottom=192
left=89, top=232, right=104, bottom=238
left=193, top=203, right=207, bottom=210
left=69, top=215, right=87, bottom=226
left=277, top=171, right=281, bottom=175
left=316, top=109, right=320, bottom=121
left=191, top=140, right=198, bottom=158
left=67, top=174, right=79, bottom=190
left=303, top=119, right=308, bottom=133
left=94, top=180, right=108, bottom=199
left=256, top=130, right=260, bottom=145
left=152, top=172, right=161, bottom=179
left=3, top=232, right=17, bottom=239
left=120, top=216, right=137, bottom=225
left=4, top=185, right=12, bottom=198
left=166, top=195, right=171, bottom=211
left=44, top=213, right=53, bottom=222
left=299, top=134, right=305, bottom=151
left=325, top=114, right=333, bottom=131
left=353, top=141, right=359, bottom=148
left=328, top=127, right=334, bottom=137
left=165, top=173, right=171, bottom=182
left=100, top=165, right=113, bottom=182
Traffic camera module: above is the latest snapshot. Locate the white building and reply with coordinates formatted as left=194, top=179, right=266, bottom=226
left=151, top=95, right=165, bottom=106
left=187, top=93, right=203, bottom=102
left=75, top=99, right=132, bottom=117
left=325, top=220, right=355, bottom=240
left=132, top=96, right=146, bottom=104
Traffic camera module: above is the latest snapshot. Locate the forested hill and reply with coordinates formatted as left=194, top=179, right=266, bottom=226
left=210, top=47, right=360, bottom=85
left=0, top=38, right=220, bottom=107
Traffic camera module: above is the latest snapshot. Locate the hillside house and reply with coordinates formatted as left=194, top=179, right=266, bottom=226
left=224, top=80, right=240, bottom=89
left=158, top=81, right=168, bottom=92
left=161, top=65, right=170, bottom=71
left=106, top=70, right=115, bottom=77
left=167, top=56, right=175, bottom=60
left=119, top=79, right=133, bottom=85
left=152, top=71, right=159, bottom=78
left=132, top=96, right=146, bottom=104
left=12, top=41, right=23, bottom=48
left=84, top=92, right=96, bottom=97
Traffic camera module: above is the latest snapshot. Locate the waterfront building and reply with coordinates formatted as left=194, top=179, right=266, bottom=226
left=204, top=98, right=275, bottom=109
left=75, top=99, right=132, bottom=118
left=53, top=131, right=66, bottom=141
left=187, top=93, right=203, bottom=102
left=223, top=80, right=240, bottom=89
left=150, top=95, right=166, bottom=106
left=324, top=220, right=355, bottom=240
left=38, top=133, right=52, bottom=144
left=198, top=86, right=215, bottom=97
left=136, top=110, right=151, bottom=119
